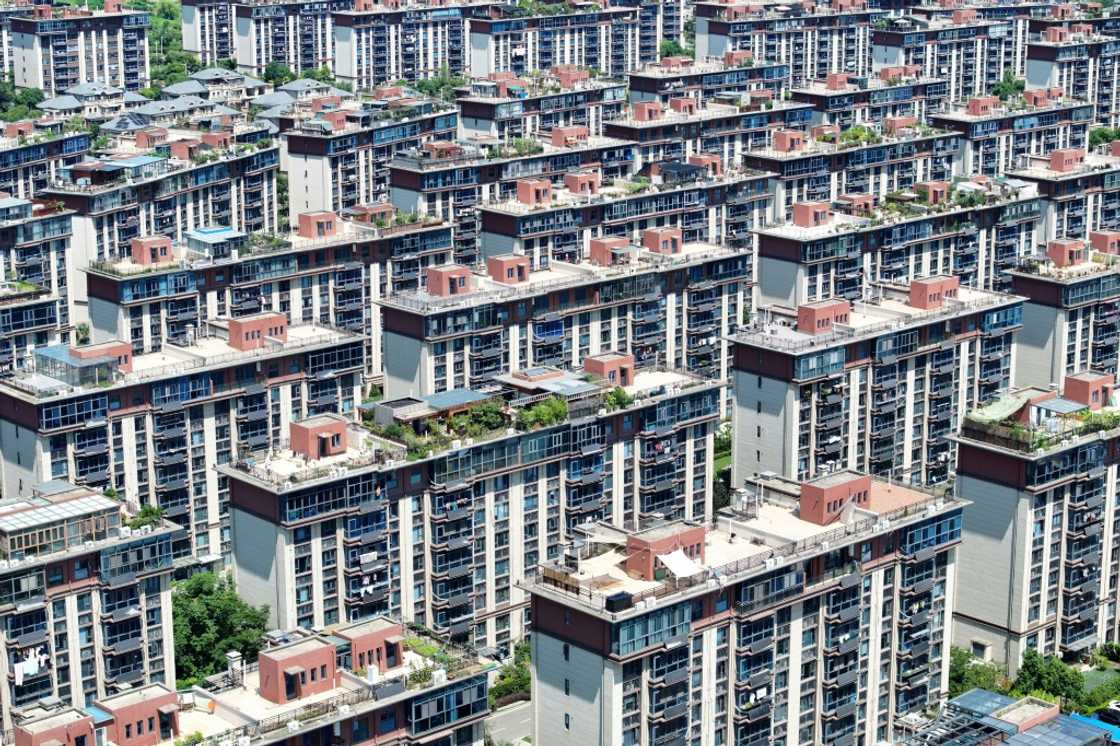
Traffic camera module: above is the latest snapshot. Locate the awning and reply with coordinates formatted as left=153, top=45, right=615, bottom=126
left=385, top=635, right=404, bottom=645
left=657, top=549, right=704, bottom=579
left=158, top=704, right=179, bottom=714
left=284, top=666, right=305, bottom=675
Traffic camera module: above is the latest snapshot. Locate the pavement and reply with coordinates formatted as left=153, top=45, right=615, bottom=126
left=486, top=700, right=533, bottom=744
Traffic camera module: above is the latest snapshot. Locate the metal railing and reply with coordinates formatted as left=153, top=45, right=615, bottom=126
left=524, top=494, right=962, bottom=615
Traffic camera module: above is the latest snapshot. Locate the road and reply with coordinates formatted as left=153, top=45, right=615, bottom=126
left=486, top=700, right=533, bottom=744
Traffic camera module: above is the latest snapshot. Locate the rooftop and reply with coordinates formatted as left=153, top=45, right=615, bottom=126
left=897, top=689, right=1110, bottom=746
left=16, top=622, right=498, bottom=746
left=390, top=134, right=633, bottom=171
left=2, top=321, right=360, bottom=402
left=957, top=380, right=1120, bottom=457
left=734, top=282, right=1021, bottom=354
left=1009, top=150, right=1120, bottom=181
left=524, top=472, right=962, bottom=620
left=928, top=94, right=1090, bottom=122
left=1008, top=250, right=1120, bottom=284
left=225, top=367, right=717, bottom=490
left=381, top=242, right=741, bottom=314
left=608, top=100, right=810, bottom=129
left=756, top=179, right=1038, bottom=241
left=480, top=168, right=766, bottom=215
left=629, top=57, right=788, bottom=78
left=792, top=74, right=946, bottom=96
left=743, top=125, right=954, bottom=161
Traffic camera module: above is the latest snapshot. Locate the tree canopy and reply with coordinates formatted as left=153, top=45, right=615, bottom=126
left=173, top=572, right=269, bottom=688
left=991, top=69, right=1025, bottom=101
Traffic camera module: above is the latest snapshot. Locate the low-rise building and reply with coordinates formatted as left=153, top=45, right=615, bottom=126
left=226, top=364, right=721, bottom=648
left=953, top=374, right=1120, bottom=671
left=38, top=82, right=150, bottom=123
left=0, top=482, right=186, bottom=730
left=732, top=278, right=1024, bottom=485
left=0, top=316, right=364, bottom=566
left=524, top=471, right=965, bottom=745
left=930, top=91, right=1093, bottom=178
left=456, top=67, right=627, bottom=141
left=160, top=67, right=270, bottom=108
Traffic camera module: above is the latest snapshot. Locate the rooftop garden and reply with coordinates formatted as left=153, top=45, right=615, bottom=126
left=486, top=138, right=545, bottom=159
left=962, top=407, right=1120, bottom=453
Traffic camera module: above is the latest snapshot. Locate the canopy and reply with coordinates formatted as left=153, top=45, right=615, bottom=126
left=658, top=549, right=704, bottom=579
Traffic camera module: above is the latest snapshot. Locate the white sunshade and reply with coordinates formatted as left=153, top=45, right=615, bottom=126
left=658, top=549, right=704, bottom=579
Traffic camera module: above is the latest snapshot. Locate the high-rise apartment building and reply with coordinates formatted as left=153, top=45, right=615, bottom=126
left=0, top=197, right=75, bottom=371
left=380, top=239, right=747, bottom=397
left=0, top=482, right=185, bottom=730
left=389, top=134, right=638, bottom=266
left=9, top=1, right=150, bottom=97
left=695, top=1, right=883, bottom=88
left=732, top=277, right=1023, bottom=485
left=1027, top=25, right=1120, bottom=127
left=0, top=314, right=364, bottom=566
left=790, top=69, right=949, bottom=130
left=954, top=372, right=1120, bottom=672
left=227, top=359, right=721, bottom=649
left=524, top=470, right=965, bottom=745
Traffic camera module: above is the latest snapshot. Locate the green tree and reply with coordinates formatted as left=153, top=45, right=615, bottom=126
left=217, top=57, right=237, bottom=71
left=1091, top=127, right=1120, bottom=149
left=126, top=503, right=164, bottom=529
left=304, top=66, right=335, bottom=84
left=173, top=572, right=269, bottom=688
left=992, top=69, right=1025, bottom=101
left=948, top=647, right=1008, bottom=698
left=660, top=39, right=694, bottom=59
left=1013, top=649, right=1084, bottom=703
left=263, top=62, right=296, bottom=86
left=277, top=172, right=289, bottom=228
left=414, top=65, right=468, bottom=102
left=489, top=640, right=531, bottom=707
left=604, top=387, right=633, bottom=412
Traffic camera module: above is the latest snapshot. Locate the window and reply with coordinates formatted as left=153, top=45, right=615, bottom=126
left=564, top=678, right=570, bottom=695
left=971, top=641, right=988, bottom=660
left=564, top=714, right=570, bottom=730
left=562, top=643, right=570, bottom=661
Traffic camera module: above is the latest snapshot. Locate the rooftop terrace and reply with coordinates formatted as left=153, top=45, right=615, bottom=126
left=734, top=282, right=1021, bottom=354
left=2, top=321, right=360, bottom=401
left=381, top=242, right=741, bottom=314
left=523, top=472, right=962, bottom=620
